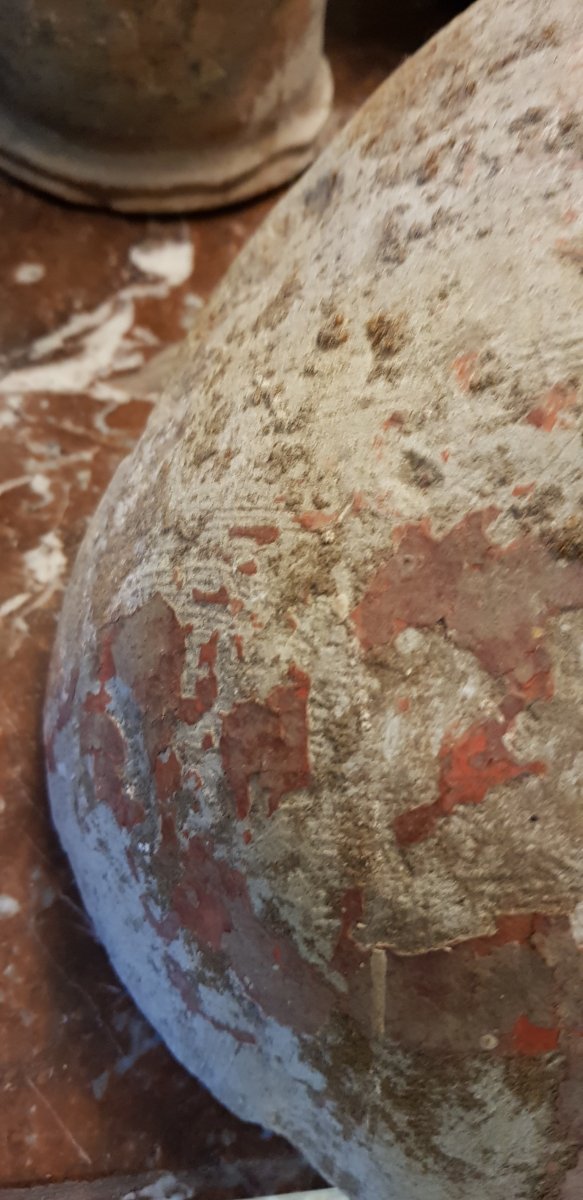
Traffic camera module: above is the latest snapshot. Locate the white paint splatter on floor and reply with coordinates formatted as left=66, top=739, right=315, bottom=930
left=0, top=895, right=21, bottom=918
left=0, top=237, right=197, bottom=399
left=13, top=263, right=46, bottom=285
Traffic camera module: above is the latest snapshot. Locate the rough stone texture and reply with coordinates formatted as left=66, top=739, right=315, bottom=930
left=0, top=201, right=306, bottom=1188
left=0, top=27, right=399, bottom=1189
left=45, top=0, right=583, bottom=1197
left=0, top=0, right=331, bottom=211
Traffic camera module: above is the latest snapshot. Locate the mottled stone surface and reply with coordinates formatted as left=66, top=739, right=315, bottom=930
left=45, top=0, right=583, bottom=1197
left=0, top=24, right=404, bottom=1190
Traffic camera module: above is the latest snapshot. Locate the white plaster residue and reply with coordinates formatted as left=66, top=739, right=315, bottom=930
left=370, top=947, right=387, bottom=1038
left=0, top=895, right=21, bottom=918
left=122, top=1180, right=344, bottom=1200
left=29, top=473, right=52, bottom=502
left=480, top=1033, right=499, bottom=1050
left=234, top=1193, right=344, bottom=1200
left=0, top=406, right=19, bottom=428
left=0, top=238, right=195, bottom=399
left=133, top=325, right=160, bottom=347
left=0, top=593, right=30, bottom=620
left=130, top=238, right=194, bottom=287
left=24, top=531, right=66, bottom=586
left=570, top=900, right=583, bottom=947
left=13, top=262, right=46, bottom=285
left=183, top=291, right=204, bottom=311
left=394, top=627, right=425, bottom=655
left=0, top=297, right=140, bottom=395
left=122, top=1174, right=193, bottom=1200
left=383, top=712, right=404, bottom=762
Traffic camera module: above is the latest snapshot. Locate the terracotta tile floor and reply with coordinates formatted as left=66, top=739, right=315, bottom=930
left=0, top=8, right=464, bottom=1194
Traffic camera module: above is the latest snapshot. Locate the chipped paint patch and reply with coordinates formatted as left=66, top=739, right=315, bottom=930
left=526, top=383, right=578, bottom=431
left=352, top=510, right=583, bottom=701
left=228, top=524, right=280, bottom=545
left=220, top=665, right=311, bottom=820
left=394, top=718, right=546, bottom=845
left=570, top=901, right=583, bottom=947
left=509, top=1014, right=560, bottom=1056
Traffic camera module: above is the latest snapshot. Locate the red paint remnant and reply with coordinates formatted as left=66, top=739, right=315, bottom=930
left=140, top=628, right=219, bottom=736
left=331, top=887, right=367, bottom=978
left=463, top=913, right=538, bottom=956
left=242, top=830, right=252, bottom=845
left=154, top=748, right=182, bottom=803
left=294, top=511, right=338, bottom=532
left=526, top=383, right=578, bottom=431
left=80, top=709, right=145, bottom=830
left=229, top=597, right=244, bottom=616
left=510, top=1014, right=559, bottom=1055
left=441, top=448, right=450, bottom=463
left=285, top=611, right=298, bottom=631
left=154, top=749, right=182, bottom=853
left=105, top=596, right=195, bottom=752
left=233, top=634, right=245, bottom=661
left=249, top=612, right=263, bottom=629
left=452, top=351, right=478, bottom=391
left=172, top=838, right=235, bottom=951
left=439, top=721, right=545, bottom=812
left=352, top=491, right=367, bottom=513
left=383, top=411, right=405, bottom=431
left=229, top=525, right=280, bottom=545
left=198, top=632, right=218, bottom=668
left=220, top=664, right=311, bottom=820
left=86, top=597, right=220, bottom=796
left=237, top=560, right=257, bottom=575
left=555, top=237, right=583, bottom=266
left=500, top=693, right=525, bottom=721
left=169, top=836, right=332, bottom=1034
left=202, top=732, right=214, bottom=751
left=352, top=508, right=583, bottom=702
left=394, top=717, right=545, bottom=845
left=192, top=584, right=229, bottom=605
left=396, top=696, right=410, bottom=713
left=512, top=482, right=535, bottom=497
left=84, top=633, right=115, bottom=715
left=187, top=631, right=219, bottom=724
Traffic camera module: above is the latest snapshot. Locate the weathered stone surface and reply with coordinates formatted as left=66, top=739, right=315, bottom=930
left=46, top=0, right=583, bottom=1196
